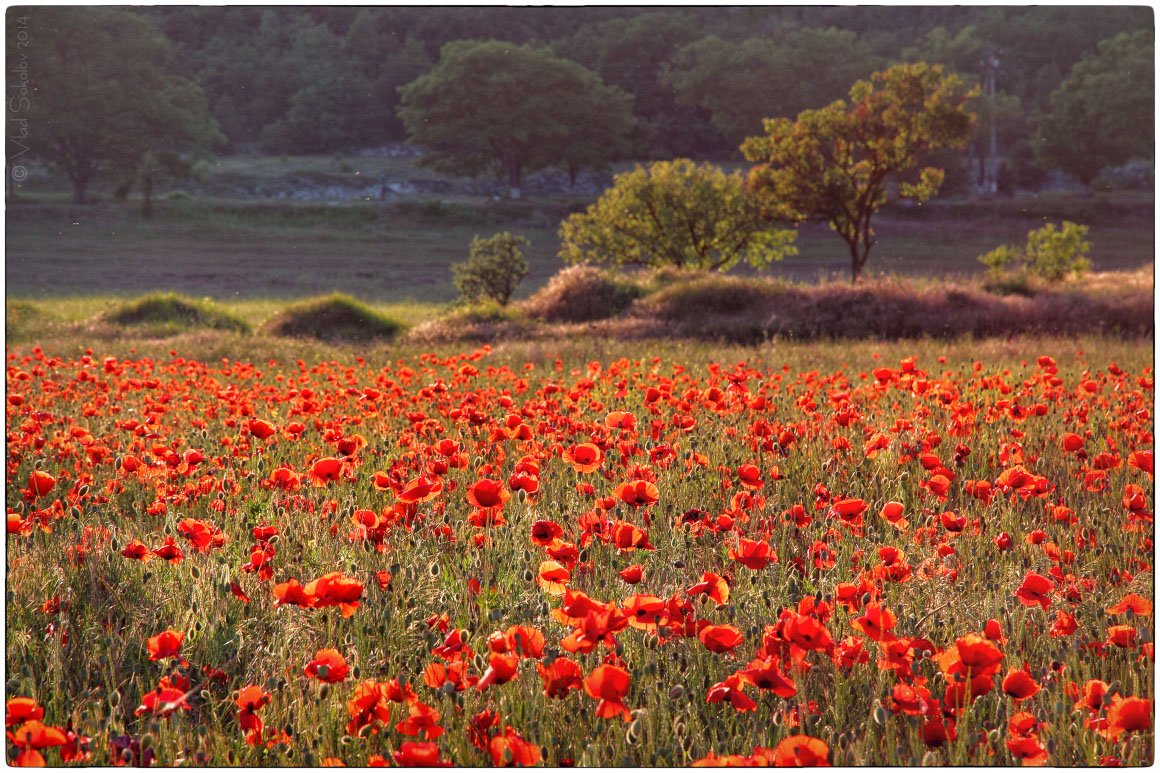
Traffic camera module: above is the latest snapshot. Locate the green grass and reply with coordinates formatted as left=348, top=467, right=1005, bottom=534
left=103, top=293, right=251, bottom=336
left=7, top=153, right=1153, bottom=305
left=262, top=293, right=407, bottom=343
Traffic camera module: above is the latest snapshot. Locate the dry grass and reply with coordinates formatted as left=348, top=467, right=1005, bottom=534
left=401, top=266, right=1154, bottom=346
left=520, top=265, right=644, bottom=323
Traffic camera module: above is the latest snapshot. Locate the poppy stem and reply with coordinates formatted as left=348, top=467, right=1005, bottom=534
left=914, top=599, right=952, bottom=629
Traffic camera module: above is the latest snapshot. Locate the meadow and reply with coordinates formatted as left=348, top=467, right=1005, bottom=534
left=4, top=153, right=1155, bottom=768
left=4, top=331, right=1154, bottom=766
left=6, top=154, right=1154, bottom=308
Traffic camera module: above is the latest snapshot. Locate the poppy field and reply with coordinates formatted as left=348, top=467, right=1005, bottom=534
left=4, top=339, right=1154, bottom=767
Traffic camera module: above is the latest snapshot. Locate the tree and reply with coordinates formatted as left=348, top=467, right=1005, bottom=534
left=554, top=12, right=719, bottom=157
left=558, top=159, right=797, bottom=272
left=9, top=7, right=222, bottom=204
left=453, top=233, right=530, bottom=306
left=662, top=29, right=883, bottom=147
left=1035, top=30, right=1154, bottom=185
left=742, top=62, right=975, bottom=283
left=979, top=221, right=1091, bottom=282
left=398, top=40, right=637, bottom=199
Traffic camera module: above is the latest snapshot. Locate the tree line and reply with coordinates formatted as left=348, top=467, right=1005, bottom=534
left=5, top=6, right=1153, bottom=204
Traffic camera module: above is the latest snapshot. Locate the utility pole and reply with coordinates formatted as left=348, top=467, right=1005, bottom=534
left=984, top=52, right=1000, bottom=195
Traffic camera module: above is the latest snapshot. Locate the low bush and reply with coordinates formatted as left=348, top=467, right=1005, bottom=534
left=263, top=294, right=405, bottom=343
left=452, top=233, right=529, bottom=306
left=103, top=293, right=250, bottom=335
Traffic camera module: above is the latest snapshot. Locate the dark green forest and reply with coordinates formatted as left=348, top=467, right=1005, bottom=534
left=7, top=6, right=1155, bottom=199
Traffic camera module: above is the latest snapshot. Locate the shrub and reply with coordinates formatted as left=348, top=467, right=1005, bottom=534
left=979, top=221, right=1092, bottom=282
left=523, top=265, right=644, bottom=323
left=104, top=293, right=250, bottom=335
left=264, top=294, right=404, bottom=343
left=452, top=232, right=529, bottom=306
left=558, top=159, right=798, bottom=272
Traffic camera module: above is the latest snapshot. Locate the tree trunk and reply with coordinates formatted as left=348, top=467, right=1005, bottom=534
left=507, top=160, right=522, bottom=200
left=508, top=154, right=526, bottom=198
left=848, top=240, right=863, bottom=285
left=141, top=166, right=154, bottom=218
left=72, top=178, right=88, bottom=204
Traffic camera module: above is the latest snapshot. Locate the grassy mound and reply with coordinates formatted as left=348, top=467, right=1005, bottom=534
left=406, top=301, right=532, bottom=344
left=103, top=293, right=250, bottom=335
left=263, top=293, right=405, bottom=343
left=522, top=265, right=644, bottom=323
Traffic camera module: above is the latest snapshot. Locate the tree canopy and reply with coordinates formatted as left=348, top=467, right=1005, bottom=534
left=10, top=7, right=222, bottom=203
left=398, top=40, right=637, bottom=198
left=742, top=62, right=975, bottom=283
left=1035, top=30, right=1154, bottom=185
left=663, top=29, right=883, bottom=147
left=559, top=159, right=797, bottom=272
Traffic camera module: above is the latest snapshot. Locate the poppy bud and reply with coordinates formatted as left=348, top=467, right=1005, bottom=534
left=669, top=684, right=684, bottom=700
left=522, top=569, right=534, bottom=582
left=110, top=690, right=121, bottom=707
left=141, top=733, right=154, bottom=751
left=190, top=566, right=200, bottom=579
left=873, top=705, right=886, bottom=725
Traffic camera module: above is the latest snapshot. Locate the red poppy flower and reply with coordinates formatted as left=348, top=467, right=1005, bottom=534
left=6, top=699, right=44, bottom=729
left=1001, top=667, right=1040, bottom=701
left=147, top=629, right=184, bottom=661
left=687, top=571, right=730, bottom=605
left=699, top=624, right=744, bottom=653
left=730, top=538, right=776, bottom=569
left=466, top=479, right=511, bottom=510
left=739, top=657, right=797, bottom=698
left=605, top=411, right=636, bottom=431
left=307, top=457, right=346, bottom=487
left=247, top=419, right=278, bottom=440
left=134, top=687, right=191, bottom=718
left=397, top=475, right=442, bottom=504
left=736, top=464, right=764, bottom=490
left=1104, top=696, right=1152, bottom=739
left=1106, top=593, right=1152, bottom=617
left=305, top=649, right=350, bottom=683
left=563, top=443, right=603, bottom=474
left=1014, top=571, right=1055, bottom=610
left=392, top=742, right=451, bottom=767
left=935, top=634, right=1004, bottom=679
left=537, top=657, right=583, bottom=698
left=489, top=726, right=542, bottom=767
left=850, top=603, right=897, bottom=642
left=529, top=520, right=564, bottom=547
left=783, top=613, right=834, bottom=652
left=537, top=560, right=570, bottom=595
left=706, top=673, right=758, bottom=713
left=614, top=480, right=659, bottom=508
left=772, top=735, right=830, bottom=766
left=618, top=564, right=643, bottom=584
left=303, top=572, right=364, bottom=618
left=583, top=664, right=632, bottom=720
left=476, top=653, right=520, bottom=692
left=395, top=702, right=444, bottom=740
left=7, top=720, right=67, bottom=751
left=1049, top=610, right=1078, bottom=638
left=151, top=537, right=184, bottom=564
left=1006, top=734, right=1047, bottom=765
left=623, top=594, right=669, bottom=631
left=120, top=539, right=152, bottom=562
left=273, top=578, right=313, bottom=608
left=27, top=471, right=56, bottom=498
